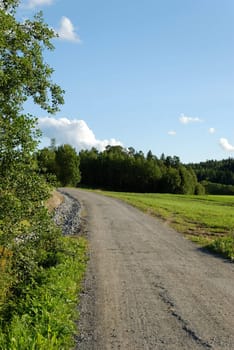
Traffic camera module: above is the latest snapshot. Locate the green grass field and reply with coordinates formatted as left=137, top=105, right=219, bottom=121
left=97, top=191, right=234, bottom=260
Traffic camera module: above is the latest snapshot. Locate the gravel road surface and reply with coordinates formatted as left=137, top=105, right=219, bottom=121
left=62, top=188, right=234, bottom=350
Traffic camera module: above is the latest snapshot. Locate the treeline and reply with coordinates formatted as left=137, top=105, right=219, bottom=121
left=37, top=143, right=234, bottom=195
left=191, top=158, right=234, bottom=185
left=190, top=158, right=234, bottom=195
left=37, top=144, right=204, bottom=194
left=79, top=146, right=203, bottom=194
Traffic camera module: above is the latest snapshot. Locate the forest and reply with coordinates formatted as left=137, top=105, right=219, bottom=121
left=190, top=158, right=234, bottom=188
left=78, top=146, right=200, bottom=194
left=36, top=142, right=234, bottom=195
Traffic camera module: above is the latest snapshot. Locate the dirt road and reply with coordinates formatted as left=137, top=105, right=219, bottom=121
left=63, top=188, right=234, bottom=350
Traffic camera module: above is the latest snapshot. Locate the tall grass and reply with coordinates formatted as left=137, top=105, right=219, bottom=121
left=0, top=236, right=88, bottom=350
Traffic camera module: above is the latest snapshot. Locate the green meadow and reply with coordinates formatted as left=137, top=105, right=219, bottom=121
left=98, top=191, right=234, bottom=260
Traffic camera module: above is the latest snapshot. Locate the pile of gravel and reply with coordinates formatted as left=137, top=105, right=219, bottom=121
left=53, top=191, right=81, bottom=235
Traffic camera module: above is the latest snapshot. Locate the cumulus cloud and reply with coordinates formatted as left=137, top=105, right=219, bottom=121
left=57, top=16, right=81, bottom=43
left=209, top=127, right=215, bottom=134
left=25, top=0, right=54, bottom=8
left=179, top=114, right=203, bottom=124
left=219, top=138, right=234, bottom=152
left=168, top=130, right=176, bottom=136
left=38, top=117, right=123, bottom=151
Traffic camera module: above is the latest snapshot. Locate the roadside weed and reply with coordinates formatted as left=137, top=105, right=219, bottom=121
left=0, top=236, right=88, bottom=350
left=207, top=234, right=234, bottom=260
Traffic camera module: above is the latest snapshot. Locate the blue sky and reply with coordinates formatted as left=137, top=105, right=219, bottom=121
left=20, top=0, right=234, bottom=163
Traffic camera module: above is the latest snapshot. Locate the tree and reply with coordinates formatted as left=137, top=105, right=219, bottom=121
left=0, top=1, right=64, bottom=180
left=37, top=146, right=57, bottom=182
left=161, top=167, right=181, bottom=193
left=79, top=148, right=101, bottom=187
left=55, top=144, right=81, bottom=186
left=0, top=0, right=64, bottom=316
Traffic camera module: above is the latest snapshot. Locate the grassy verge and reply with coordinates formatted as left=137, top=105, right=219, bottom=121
left=0, top=236, right=88, bottom=350
left=96, top=190, right=234, bottom=260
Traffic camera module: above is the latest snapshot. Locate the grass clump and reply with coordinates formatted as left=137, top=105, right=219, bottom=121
left=0, top=236, right=88, bottom=350
left=207, top=235, right=234, bottom=261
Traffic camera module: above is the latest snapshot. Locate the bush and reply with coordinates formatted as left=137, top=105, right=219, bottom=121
left=194, top=182, right=206, bottom=195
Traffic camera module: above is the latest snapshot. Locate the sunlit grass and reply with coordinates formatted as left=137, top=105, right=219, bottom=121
left=96, top=190, right=234, bottom=259
left=0, top=236, right=88, bottom=350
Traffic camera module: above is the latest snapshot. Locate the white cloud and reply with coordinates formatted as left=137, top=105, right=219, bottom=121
left=168, top=130, right=176, bottom=136
left=38, top=117, right=123, bottom=151
left=219, top=138, right=234, bottom=152
left=179, top=114, right=203, bottom=124
left=25, top=0, right=54, bottom=8
left=57, top=16, right=81, bottom=43
left=209, top=127, right=215, bottom=134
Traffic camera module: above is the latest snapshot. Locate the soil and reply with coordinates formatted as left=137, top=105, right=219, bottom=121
left=62, top=188, right=234, bottom=350
left=46, top=190, right=64, bottom=213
